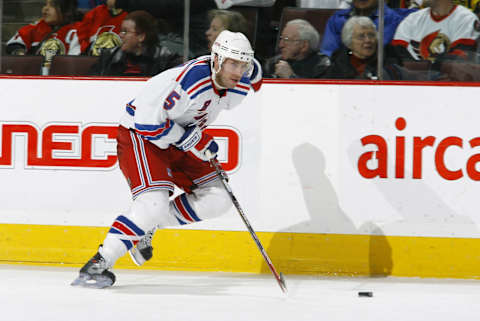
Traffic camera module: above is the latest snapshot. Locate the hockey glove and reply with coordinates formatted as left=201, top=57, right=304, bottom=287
left=175, top=125, right=218, bottom=162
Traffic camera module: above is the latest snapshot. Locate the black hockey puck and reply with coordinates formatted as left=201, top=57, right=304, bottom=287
left=358, top=291, right=373, bottom=297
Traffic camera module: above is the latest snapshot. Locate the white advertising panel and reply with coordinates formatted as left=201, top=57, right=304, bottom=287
left=0, top=78, right=259, bottom=230
left=1, top=78, right=479, bottom=237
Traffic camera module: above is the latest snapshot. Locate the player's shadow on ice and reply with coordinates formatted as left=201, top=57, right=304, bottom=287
left=261, top=143, right=392, bottom=277
left=110, top=272, right=274, bottom=297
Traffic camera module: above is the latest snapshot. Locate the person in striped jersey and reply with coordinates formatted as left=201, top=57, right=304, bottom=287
left=72, top=30, right=262, bottom=288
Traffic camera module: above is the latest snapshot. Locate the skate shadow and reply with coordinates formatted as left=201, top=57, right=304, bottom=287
left=262, top=143, right=392, bottom=277
left=111, top=283, right=227, bottom=296
left=110, top=272, right=278, bottom=297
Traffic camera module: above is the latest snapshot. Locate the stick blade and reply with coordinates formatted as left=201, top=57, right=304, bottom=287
left=279, top=272, right=288, bottom=294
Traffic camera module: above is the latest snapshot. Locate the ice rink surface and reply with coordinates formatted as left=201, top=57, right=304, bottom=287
left=2, top=264, right=480, bottom=321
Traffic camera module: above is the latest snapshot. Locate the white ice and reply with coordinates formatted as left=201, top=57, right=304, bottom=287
left=1, top=264, right=480, bottom=321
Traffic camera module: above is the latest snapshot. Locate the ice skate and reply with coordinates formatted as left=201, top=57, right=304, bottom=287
left=129, top=228, right=154, bottom=266
left=71, top=250, right=115, bottom=288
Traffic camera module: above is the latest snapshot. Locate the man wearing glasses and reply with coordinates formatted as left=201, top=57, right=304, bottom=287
left=263, top=19, right=331, bottom=78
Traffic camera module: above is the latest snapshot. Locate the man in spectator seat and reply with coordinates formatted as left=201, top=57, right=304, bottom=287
left=323, top=17, right=402, bottom=79
left=320, top=0, right=414, bottom=57
left=89, top=10, right=180, bottom=76
left=391, top=0, right=480, bottom=63
left=263, top=19, right=330, bottom=78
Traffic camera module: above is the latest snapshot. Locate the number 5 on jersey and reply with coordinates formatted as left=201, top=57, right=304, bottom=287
left=163, top=91, right=180, bottom=110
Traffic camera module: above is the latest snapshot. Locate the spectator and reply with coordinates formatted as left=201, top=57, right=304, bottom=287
left=323, top=17, right=401, bottom=79
left=320, top=0, right=415, bottom=57
left=112, top=0, right=218, bottom=57
left=391, top=0, right=480, bottom=63
left=6, top=0, right=82, bottom=57
left=415, top=0, right=480, bottom=16
left=89, top=10, right=180, bottom=76
left=110, top=0, right=276, bottom=58
left=263, top=19, right=330, bottom=78
left=205, top=9, right=250, bottom=51
left=77, top=0, right=128, bottom=55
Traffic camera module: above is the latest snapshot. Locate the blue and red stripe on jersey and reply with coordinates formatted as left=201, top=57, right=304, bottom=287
left=175, top=58, right=214, bottom=99
left=135, top=119, right=174, bottom=140
left=193, top=171, right=218, bottom=187
left=175, top=58, right=206, bottom=82
left=126, top=99, right=136, bottom=116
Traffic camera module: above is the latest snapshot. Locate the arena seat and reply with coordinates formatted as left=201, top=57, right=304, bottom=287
left=399, top=60, right=433, bottom=81
left=49, top=55, right=99, bottom=76
left=402, top=60, right=432, bottom=71
left=0, top=55, right=43, bottom=75
left=439, top=61, right=480, bottom=82
left=232, top=7, right=259, bottom=47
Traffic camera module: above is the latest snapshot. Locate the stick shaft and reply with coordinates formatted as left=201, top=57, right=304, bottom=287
left=209, top=158, right=287, bottom=293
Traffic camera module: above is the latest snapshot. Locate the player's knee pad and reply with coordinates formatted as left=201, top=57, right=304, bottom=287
left=194, top=180, right=232, bottom=218
left=129, top=190, right=171, bottom=230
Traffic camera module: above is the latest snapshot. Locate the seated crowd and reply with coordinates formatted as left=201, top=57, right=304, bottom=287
left=2, top=0, right=480, bottom=80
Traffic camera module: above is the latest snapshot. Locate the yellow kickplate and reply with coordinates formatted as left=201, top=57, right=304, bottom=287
left=1, top=223, right=480, bottom=279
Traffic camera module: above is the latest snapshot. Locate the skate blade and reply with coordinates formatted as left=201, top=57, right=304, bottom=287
left=71, top=273, right=114, bottom=289
left=128, top=247, right=146, bottom=267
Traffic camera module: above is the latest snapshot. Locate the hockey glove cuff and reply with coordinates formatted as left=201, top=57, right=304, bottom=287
left=175, top=125, right=218, bottom=162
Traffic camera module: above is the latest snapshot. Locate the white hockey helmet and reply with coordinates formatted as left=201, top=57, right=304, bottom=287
left=211, top=30, right=254, bottom=73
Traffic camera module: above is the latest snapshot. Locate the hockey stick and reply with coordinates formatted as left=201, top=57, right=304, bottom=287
left=208, top=156, right=287, bottom=294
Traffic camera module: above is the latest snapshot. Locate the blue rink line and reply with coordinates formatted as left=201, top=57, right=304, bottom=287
left=0, top=264, right=480, bottom=321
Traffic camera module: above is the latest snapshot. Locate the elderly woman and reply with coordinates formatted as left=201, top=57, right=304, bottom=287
left=205, top=9, right=250, bottom=51
left=323, top=16, right=400, bottom=79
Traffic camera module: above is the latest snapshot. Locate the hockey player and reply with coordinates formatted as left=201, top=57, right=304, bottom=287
left=71, top=30, right=262, bottom=288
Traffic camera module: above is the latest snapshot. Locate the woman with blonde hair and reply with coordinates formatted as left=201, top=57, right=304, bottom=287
left=205, top=9, right=250, bottom=50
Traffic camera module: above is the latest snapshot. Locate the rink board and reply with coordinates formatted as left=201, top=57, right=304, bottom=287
left=1, top=224, right=480, bottom=278
left=1, top=77, right=480, bottom=278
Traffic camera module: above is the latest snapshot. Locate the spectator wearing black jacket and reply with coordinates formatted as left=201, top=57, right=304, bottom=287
left=263, top=19, right=330, bottom=78
left=89, top=10, right=180, bottom=76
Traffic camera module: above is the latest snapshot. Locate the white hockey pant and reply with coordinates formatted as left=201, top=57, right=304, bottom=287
left=100, top=180, right=231, bottom=266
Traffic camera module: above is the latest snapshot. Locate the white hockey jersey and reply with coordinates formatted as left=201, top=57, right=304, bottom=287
left=120, top=55, right=263, bottom=150
left=392, top=5, right=480, bottom=61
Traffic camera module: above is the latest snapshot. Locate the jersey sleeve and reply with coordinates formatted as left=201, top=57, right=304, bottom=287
left=249, top=58, right=263, bottom=92
left=391, top=14, right=414, bottom=48
left=129, top=71, right=188, bottom=150
left=449, top=15, right=480, bottom=58
left=6, top=22, right=39, bottom=53
left=391, top=14, right=418, bottom=60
